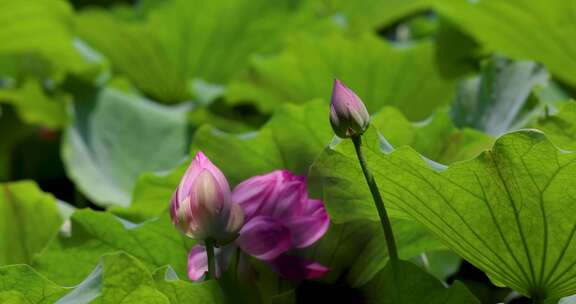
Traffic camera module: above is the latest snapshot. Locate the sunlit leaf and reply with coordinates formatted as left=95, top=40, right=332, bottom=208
left=0, top=265, right=66, bottom=304
left=0, top=0, right=81, bottom=74
left=313, top=0, right=436, bottom=33
left=534, top=101, right=576, bottom=151
left=192, top=100, right=332, bottom=185
left=34, top=210, right=193, bottom=286
left=314, top=130, right=576, bottom=299
left=227, top=33, right=454, bottom=120
left=0, top=181, right=62, bottom=266
left=437, top=0, right=576, bottom=88
left=309, top=107, right=493, bottom=223
left=372, top=107, right=493, bottom=164
left=75, top=0, right=320, bottom=102
left=1, top=253, right=224, bottom=303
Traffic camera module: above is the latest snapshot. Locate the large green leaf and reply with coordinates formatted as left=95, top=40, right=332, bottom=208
left=112, top=164, right=187, bottom=222
left=59, top=253, right=224, bottom=303
left=75, top=0, right=320, bottom=102
left=192, top=100, right=333, bottom=186
left=227, top=33, right=454, bottom=120
left=0, top=265, right=66, bottom=304
left=309, top=106, right=493, bottom=223
left=451, top=56, right=549, bottom=135
left=74, top=11, right=189, bottom=103
left=1, top=253, right=224, bottom=304
left=34, top=210, right=193, bottom=286
left=62, top=88, right=189, bottom=207
left=437, top=0, right=576, bottom=88
left=0, top=0, right=81, bottom=74
left=371, top=107, right=493, bottom=164
left=314, top=130, right=576, bottom=299
left=145, top=0, right=317, bottom=84
left=363, top=260, right=479, bottom=303
left=313, top=0, right=436, bottom=33
left=151, top=265, right=224, bottom=304
left=0, top=181, right=62, bottom=266
left=534, top=102, right=576, bottom=151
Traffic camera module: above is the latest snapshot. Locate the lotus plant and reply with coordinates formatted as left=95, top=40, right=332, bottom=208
left=187, top=170, right=330, bottom=281
left=329, top=79, right=399, bottom=273
left=170, top=151, right=244, bottom=278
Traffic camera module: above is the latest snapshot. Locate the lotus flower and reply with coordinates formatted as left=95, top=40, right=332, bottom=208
left=329, top=79, right=370, bottom=138
left=170, top=152, right=244, bottom=245
left=187, top=170, right=330, bottom=281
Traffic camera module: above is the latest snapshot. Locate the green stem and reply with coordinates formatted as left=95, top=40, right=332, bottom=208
left=351, top=136, right=399, bottom=269
left=205, top=239, right=216, bottom=280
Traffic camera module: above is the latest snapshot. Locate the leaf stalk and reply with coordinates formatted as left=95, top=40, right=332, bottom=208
left=351, top=135, right=399, bottom=271
left=205, top=238, right=216, bottom=280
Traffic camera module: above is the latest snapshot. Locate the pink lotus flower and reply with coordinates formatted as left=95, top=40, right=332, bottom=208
left=329, top=79, right=370, bottom=138
left=170, top=152, right=244, bottom=245
left=188, top=170, right=330, bottom=281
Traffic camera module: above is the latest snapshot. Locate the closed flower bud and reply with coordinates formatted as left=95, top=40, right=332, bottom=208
left=170, top=152, right=244, bottom=245
left=329, top=79, right=370, bottom=138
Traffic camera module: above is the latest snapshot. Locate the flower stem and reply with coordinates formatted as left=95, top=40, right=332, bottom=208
left=351, top=135, right=399, bottom=269
left=205, top=239, right=216, bottom=280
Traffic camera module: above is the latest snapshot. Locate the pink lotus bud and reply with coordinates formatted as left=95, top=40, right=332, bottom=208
left=329, top=79, right=370, bottom=138
left=170, top=152, right=244, bottom=245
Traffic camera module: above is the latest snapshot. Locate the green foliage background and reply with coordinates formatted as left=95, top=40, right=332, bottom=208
left=1, top=0, right=576, bottom=303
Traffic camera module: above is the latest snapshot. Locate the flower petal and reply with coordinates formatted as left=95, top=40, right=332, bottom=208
left=304, top=199, right=326, bottom=216
left=178, top=151, right=231, bottom=205
left=270, top=255, right=329, bottom=280
left=233, top=171, right=283, bottom=220
left=282, top=199, right=330, bottom=248
left=187, top=245, right=208, bottom=281
left=270, top=178, right=306, bottom=220
left=236, top=216, right=291, bottom=260
left=226, top=202, right=245, bottom=235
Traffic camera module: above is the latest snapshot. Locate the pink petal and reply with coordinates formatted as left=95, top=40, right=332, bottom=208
left=236, top=216, right=292, bottom=261
left=187, top=245, right=209, bottom=281
left=269, top=179, right=306, bottom=220
left=232, top=171, right=280, bottom=220
left=270, top=255, right=330, bottom=280
left=178, top=152, right=231, bottom=205
left=284, top=206, right=330, bottom=248
left=233, top=170, right=306, bottom=220
left=331, top=79, right=367, bottom=119
left=304, top=199, right=325, bottom=216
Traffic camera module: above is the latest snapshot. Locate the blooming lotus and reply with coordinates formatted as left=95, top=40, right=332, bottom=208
left=329, top=79, right=370, bottom=138
left=170, top=152, right=244, bottom=245
left=188, top=170, right=330, bottom=281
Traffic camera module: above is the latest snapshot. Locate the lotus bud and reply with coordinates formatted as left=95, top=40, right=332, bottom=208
left=170, top=152, right=244, bottom=245
left=329, top=79, right=370, bottom=138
